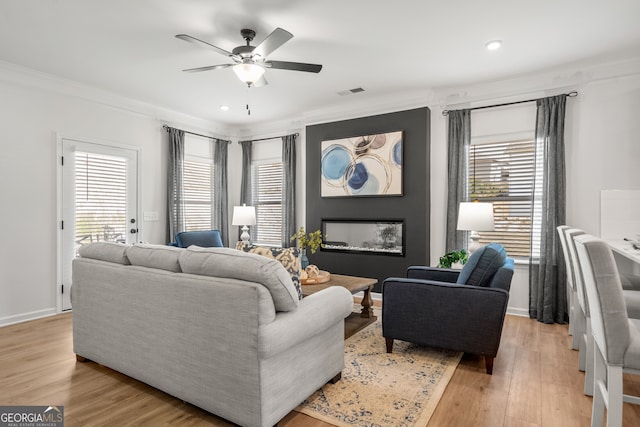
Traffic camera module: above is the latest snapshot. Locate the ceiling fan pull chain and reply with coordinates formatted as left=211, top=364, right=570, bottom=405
left=246, top=85, right=251, bottom=116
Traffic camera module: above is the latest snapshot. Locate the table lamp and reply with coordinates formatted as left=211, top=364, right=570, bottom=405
left=232, top=204, right=256, bottom=246
left=457, top=201, right=495, bottom=254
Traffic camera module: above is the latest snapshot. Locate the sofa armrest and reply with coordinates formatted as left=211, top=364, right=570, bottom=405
left=407, top=266, right=460, bottom=283
left=259, top=286, right=353, bottom=359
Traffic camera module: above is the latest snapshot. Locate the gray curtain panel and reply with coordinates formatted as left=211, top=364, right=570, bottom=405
left=239, top=140, right=253, bottom=242
left=239, top=141, right=253, bottom=206
left=529, top=94, right=567, bottom=324
left=445, top=109, right=471, bottom=253
left=166, top=127, right=185, bottom=244
left=281, top=134, right=297, bottom=247
left=213, top=139, right=229, bottom=247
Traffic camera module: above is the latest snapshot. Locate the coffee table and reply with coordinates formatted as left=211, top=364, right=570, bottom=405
left=301, top=274, right=377, bottom=338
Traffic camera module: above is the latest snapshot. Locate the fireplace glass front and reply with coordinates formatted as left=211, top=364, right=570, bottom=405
left=322, top=219, right=404, bottom=256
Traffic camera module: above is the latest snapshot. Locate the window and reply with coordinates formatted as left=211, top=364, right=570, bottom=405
left=183, top=135, right=214, bottom=231
left=252, top=160, right=283, bottom=246
left=468, top=139, right=536, bottom=258
left=74, top=152, right=127, bottom=247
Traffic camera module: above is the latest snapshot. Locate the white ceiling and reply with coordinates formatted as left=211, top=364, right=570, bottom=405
left=0, top=0, right=639, bottom=128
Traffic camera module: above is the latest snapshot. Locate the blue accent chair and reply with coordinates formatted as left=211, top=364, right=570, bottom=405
left=382, top=243, right=514, bottom=374
left=173, top=230, right=224, bottom=248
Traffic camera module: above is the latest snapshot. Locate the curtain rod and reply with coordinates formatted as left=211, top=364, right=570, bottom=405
left=162, top=125, right=231, bottom=144
left=441, top=91, right=578, bottom=116
left=238, top=132, right=299, bottom=143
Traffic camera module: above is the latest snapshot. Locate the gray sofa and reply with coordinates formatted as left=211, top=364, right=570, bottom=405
left=71, top=242, right=353, bottom=427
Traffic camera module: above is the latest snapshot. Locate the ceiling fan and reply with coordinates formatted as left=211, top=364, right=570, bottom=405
left=176, top=27, right=322, bottom=87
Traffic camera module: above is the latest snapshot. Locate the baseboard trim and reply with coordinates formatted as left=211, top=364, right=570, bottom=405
left=506, top=307, right=529, bottom=317
left=0, top=308, right=58, bottom=327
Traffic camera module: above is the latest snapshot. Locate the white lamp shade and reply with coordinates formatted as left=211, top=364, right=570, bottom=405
left=233, top=63, right=265, bottom=84
left=457, top=202, right=495, bottom=231
left=232, top=205, right=256, bottom=226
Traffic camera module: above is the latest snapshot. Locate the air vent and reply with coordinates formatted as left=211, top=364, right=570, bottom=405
left=337, top=87, right=365, bottom=96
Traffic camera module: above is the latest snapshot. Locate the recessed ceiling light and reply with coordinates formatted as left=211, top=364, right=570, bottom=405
left=485, top=40, right=502, bottom=51
left=219, top=105, right=230, bottom=111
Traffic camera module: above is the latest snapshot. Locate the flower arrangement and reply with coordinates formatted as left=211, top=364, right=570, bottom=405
left=291, top=227, right=324, bottom=254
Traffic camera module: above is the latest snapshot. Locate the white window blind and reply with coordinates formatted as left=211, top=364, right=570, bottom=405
left=469, top=139, right=535, bottom=258
left=75, top=152, right=127, bottom=246
left=252, top=161, right=283, bottom=246
left=183, top=158, right=214, bottom=231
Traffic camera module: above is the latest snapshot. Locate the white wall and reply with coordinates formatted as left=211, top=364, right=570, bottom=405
left=567, top=73, right=640, bottom=236
left=2, top=55, right=639, bottom=324
left=0, top=66, right=229, bottom=325
left=429, top=57, right=640, bottom=316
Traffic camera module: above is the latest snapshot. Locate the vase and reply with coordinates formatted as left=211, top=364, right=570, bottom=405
left=301, top=249, right=310, bottom=269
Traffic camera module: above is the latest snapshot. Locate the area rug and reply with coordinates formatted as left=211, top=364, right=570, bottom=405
left=295, top=316, right=462, bottom=426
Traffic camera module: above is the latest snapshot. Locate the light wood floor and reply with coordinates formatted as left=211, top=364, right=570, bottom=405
left=1, top=311, right=640, bottom=426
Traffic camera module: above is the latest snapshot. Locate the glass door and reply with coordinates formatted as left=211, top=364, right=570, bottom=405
left=60, top=139, right=138, bottom=311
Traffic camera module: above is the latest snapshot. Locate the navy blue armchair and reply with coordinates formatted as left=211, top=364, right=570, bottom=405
left=382, top=244, right=514, bottom=374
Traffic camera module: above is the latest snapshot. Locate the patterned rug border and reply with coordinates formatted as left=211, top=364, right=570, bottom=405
left=295, top=314, right=462, bottom=427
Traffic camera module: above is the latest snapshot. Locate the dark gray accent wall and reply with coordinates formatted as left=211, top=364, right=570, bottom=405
left=305, top=107, right=430, bottom=292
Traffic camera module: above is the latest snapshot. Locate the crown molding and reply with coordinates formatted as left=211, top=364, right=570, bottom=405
left=4, top=52, right=638, bottom=139
left=301, top=88, right=436, bottom=127
left=0, top=60, right=234, bottom=139
left=234, top=87, right=437, bottom=137
left=433, top=54, right=640, bottom=110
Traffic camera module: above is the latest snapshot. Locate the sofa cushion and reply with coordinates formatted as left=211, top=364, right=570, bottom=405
left=236, top=243, right=302, bottom=300
left=179, top=246, right=299, bottom=312
left=126, top=244, right=183, bottom=273
left=456, top=243, right=507, bottom=287
left=78, top=242, right=130, bottom=265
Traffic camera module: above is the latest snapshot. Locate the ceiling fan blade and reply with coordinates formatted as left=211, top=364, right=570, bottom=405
left=264, top=60, right=322, bottom=73
left=252, top=75, right=269, bottom=87
left=182, top=64, right=233, bottom=73
left=175, top=34, right=240, bottom=60
left=252, top=27, right=293, bottom=58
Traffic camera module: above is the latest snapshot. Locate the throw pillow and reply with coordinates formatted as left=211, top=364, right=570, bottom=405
left=179, top=246, right=299, bottom=312
left=236, top=243, right=303, bottom=300
left=78, top=241, right=131, bottom=265
left=175, top=230, right=223, bottom=248
left=456, top=243, right=507, bottom=287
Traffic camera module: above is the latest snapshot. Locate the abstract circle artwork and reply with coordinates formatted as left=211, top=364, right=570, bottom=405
left=321, top=130, right=403, bottom=197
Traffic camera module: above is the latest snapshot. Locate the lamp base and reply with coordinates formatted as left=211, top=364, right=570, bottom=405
left=468, top=231, right=482, bottom=255
left=240, top=225, right=251, bottom=246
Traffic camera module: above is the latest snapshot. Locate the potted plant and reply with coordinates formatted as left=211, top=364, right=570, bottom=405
left=438, top=249, right=468, bottom=269
left=291, top=227, right=324, bottom=268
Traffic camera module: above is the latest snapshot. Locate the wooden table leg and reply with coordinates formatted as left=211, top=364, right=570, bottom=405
left=360, top=285, right=375, bottom=318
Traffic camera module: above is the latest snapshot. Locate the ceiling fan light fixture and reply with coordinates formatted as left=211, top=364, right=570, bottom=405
left=233, top=63, right=265, bottom=84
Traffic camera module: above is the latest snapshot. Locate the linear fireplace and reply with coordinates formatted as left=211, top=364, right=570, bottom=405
left=322, top=219, right=405, bottom=256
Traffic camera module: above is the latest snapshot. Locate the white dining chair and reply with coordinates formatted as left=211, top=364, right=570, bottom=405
left=574, top=234, right=640, bottom=427
left=557, top=225, right=578, bottom=345
left=564, top=228, right=589, bottom=377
